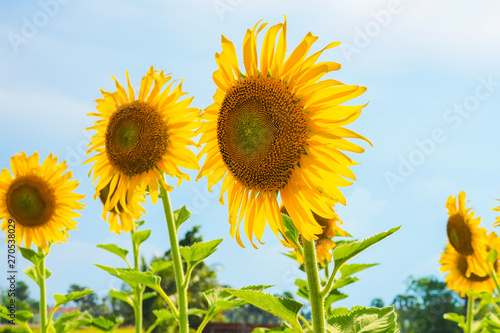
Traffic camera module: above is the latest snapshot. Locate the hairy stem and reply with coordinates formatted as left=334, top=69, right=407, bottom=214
left=303, top=239, right=325, bottom=333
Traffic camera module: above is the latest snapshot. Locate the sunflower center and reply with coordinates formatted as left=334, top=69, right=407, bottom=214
left=6, top=175, right=55, bottom=227
left=106, top=100, right=169, bottom=177
left=457, top=255, right=492, bottom=282
left=447, top=213, right=474, bottom=255
left=217, top=76, right=307, bottom=191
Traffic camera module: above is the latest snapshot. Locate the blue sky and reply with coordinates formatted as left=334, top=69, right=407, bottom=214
left=1, top=0, right=500, bottom=310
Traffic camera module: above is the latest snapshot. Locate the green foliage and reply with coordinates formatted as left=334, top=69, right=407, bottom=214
left=54, top=289, right=94, bottom=307
left=24, top=266, right=51, bottom=285
left=0, top=305, right=33, bottom=331
left=201, top=285, right=271, bottom=325
left=179, top=239, right=223, bottom=269
left=97, top=244, right=130, bottom=264
left=132, top=230, right=151, bottom=247
left=327, top=306, right=399, bottom=333
left=109, top=289, right=134, bottom=307
left=225, top=289, right=304, bottom=332
left=333, top=227, right=400, bottom=272
left=281, top=213, right=301, bottom=252
left=174, top=206, right=192, bottom=230
left=391, top=276, right=463, bottom=333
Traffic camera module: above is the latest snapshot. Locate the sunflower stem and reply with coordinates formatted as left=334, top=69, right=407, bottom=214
left=132, top=228, right=143, bottom=333
left=160, top=183, right=188, bottom=333
left=303, top=238, right=325, bottom=333
left=37, top=247, right=47, bottom=333
left=466, top=295, right=475, bottom=333
left=491, top=269, right=500, bottom=297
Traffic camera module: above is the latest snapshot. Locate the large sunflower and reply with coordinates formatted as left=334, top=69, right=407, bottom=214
left=446, top=192, right=489, bottom=277
left=85, top=67, right=199, bottom=232
left=282, top=205, right=350, bottom=265
left=0, top=152, right=85, bottom=250
left=197, top=19, right=369, bottom=247
left=440, top=231, right=500, bottom=297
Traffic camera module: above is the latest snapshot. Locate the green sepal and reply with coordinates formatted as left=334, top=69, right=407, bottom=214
left=281, top=214, right=301, bottom=252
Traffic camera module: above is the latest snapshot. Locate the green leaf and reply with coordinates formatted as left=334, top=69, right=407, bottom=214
left=327, top=306, right=399, bottom=333
left=340, top=263, right=379, bottom=277
left=95, top=264, right=162, bottom=291
left=180, top=239, right=223, bottom=268
left=135, top=220, right=145, bottom=229
left=174, top=205, right=192, bottom=229
left=331, top=276, right=358, bottom=290
left=150, top=260, right=173, bottom=274
left=25, top=266, right=51, bottom=285
left=444, top=313, right=466, bottom=325
left=54, top=289, right=93, bottom=307
left=202, top=285, right=271, bottom=325
left=489, top=248, right=498, bottom=266
left=295, top=278, right=309, bottom=300
left=20, top=247, right=44, bottom=265
left=325, top=290, right=349, bottom=310
left=97, top=244, right=129, bottom=263
left=53, top=311, right=93, bottom=333
left=333, top=227, right=400, bottom=271
left=281, top=214, right=301, bottom=251
left=89, top=316, right=123, bottom=332
left=132, top=229, right=151, bottom=247
left=0, top=305, right=33, bottom=330
left=108, top=289, right=134, bottom=307
left=225, top=289, right=304, bottom=332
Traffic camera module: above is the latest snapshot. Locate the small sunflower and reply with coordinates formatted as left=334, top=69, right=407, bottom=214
left=0, top=152, right=85, bottom=250
left=282, top=205, right=350, bottom=265
left=85, top=67, right=199, bottom=232
left=98, top=184, right=145, bottom=234
left=440, top=232, right=500, bottom=297
left=198, top=18, right=369, bottom=247
left=446, top=191, right=489, bottom=277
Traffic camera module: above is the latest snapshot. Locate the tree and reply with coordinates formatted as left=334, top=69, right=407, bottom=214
left=390, top=276, right=464, bottom=333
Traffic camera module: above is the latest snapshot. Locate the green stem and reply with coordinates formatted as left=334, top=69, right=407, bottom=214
left=320, top=265, right=339, bottom=298
left=324, top=262, right=330, bottom=281
left=160, top=183, right=188, bottom=333
left=37, top=248, right=47, bottom=333
left=303, top=239, right=325, bottom=333
left=196, top=315, right=212, bottom=333
left=491, top=269, right=500, bottom=297
left=155, top=287, right=180, bottom=320
left=466, top=295, right=475, bottom=333
left=132, top=228, right=143, bottom=333
left=298, top=313, right=313, bottom=332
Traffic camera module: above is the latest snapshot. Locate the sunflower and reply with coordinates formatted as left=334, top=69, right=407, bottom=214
left=440, top=231, right=500, bottom=297
left=492, top=205, right=500, bottom=227
left=85, top=67, right=199, bottom=232
left=446, top=192, right=489, bottom=277
left=98, top=184, right=145, bottom=234
left=282, top=205, right=350, bottom=265
left=0, top=152, right=85, bottom=250
left=197, top=18, right=369, bottom=247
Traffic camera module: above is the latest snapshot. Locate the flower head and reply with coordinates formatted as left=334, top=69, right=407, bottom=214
left=197, top=18, right=369, bottom=247
left=85, top=67, right=199, bottom=232
left=0, top=152, right=85, bottom=250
